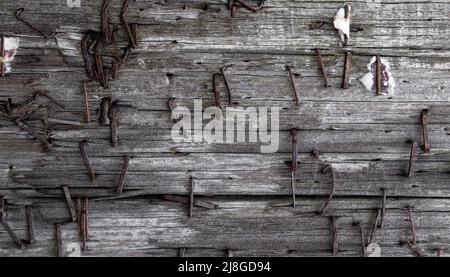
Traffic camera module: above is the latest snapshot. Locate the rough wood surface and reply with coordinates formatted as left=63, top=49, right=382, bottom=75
left=1, top=0, right=450, bottom=257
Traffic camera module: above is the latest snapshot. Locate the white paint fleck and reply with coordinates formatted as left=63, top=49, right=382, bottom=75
left=359, top=56, right=396, bottom=95
left=1, top=37, right=20, bottom=73
left=331, top=163, right=370, bottom=173
left=333, top=5, right=351, bottom=44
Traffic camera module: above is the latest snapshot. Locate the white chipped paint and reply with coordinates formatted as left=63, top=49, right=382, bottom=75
left=1, top=37, right=20, bottom=73
left=359, top=56, right=396, bottom=95
left=333, top=6, right=351, bottom=44
left=331, top=163, right=370, bottom=172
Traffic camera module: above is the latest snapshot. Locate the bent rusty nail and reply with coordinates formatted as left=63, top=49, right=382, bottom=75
left=15, top=8, right=54, bottom=38
left=228, top=0, right=236, bottom=17
left=378, top=188, right=387, bottom=228
left=81, top=81, right=91, bottom=123
left=94, top=38, right=107, bottom=88
left=235, top=0, right=263, bottom=12
left=406, top=240, right=424, bottom=257
left=25, top=205, right=36, bottom=244
left=33, top=91, right=65, bottom=109
left=220, top=65, right=233, bottom=105
left=369, top=208, right=380, bottom=244
left=62, top=185, right=77, bottom=222
left=99, top=97, right=112, bottom=126
left=55, top=223, right=63, bottom=257
left=189, top=177, right=195, bottom=218
left=341, top=51, right=352, bottom=89
left=101, top=0, right=113, bottom=44
left=131, top=23, right=138, bottom=47
left=81, top=32, right=96, bottom=79
left=162, top=195, right=218, bottom=209
left=286, top=66, right=299, bottom=106
left=407, top=141, right=418, bottom=177
left=76, top=197, right=81, bottom=222
left=330, top=216, right=338, bottom=256
left=213, top=73, right=222, bottom=109
left=79, top=140, right=96, bottom=184
left=109, top=101, right=118, bottom=147
left=15, top=120, right=50, bottom=151
left=421, top=109, right=430, bottom=152
left=0, top=217, right=24, bottom=248
left=120, top=0, right=138, bottom=48
left=318, top=166, right=336, bottom=215
left=376, top=55, right=382, bottom=95
left=406, top=205, right=417, bottom=245
left=1, top=35, right=5, bottom=77
left=116, top=155, right=131, bottom=194
left=47, top=118, right=83, bottom=127
left=315, top=48, right=331, bottom=87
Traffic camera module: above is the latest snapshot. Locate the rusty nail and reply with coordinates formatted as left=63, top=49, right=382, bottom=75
left=406, top=205, right=417, bottom=245
left=318, top=166, right=336, bottom=215
left=331, top=216, right=338, bottom=256
left=341, top=51, right=352, bottom=89
left=234, top=0, right=264, bottom=12
left=55, top=223, right=63, bottom=257
left=189, top=177, right=195, bottom=218
left=120, top=0, right=138, bottom=48
left=101, top=0, right=113, bottom=44
left=376, top=55, right=382, bottom=95
left=76, top=197, right=81, bottom=222
left=407, top=141, right=418, bottom=177
left=421, top=109, right=430, bottom=152
left=378, top=188, right=387, bottom=228
left=0, top=217, right=24, bottom=249
left=116, top=155, right=131, bottom=194
left=220, top=66, right=233, bottom=105
left=286, top=66, right=299, bottom=106
left=15, top=119, right=50, bottom=151
left=25, top=205, right=36, bottom=244
left=79, top=140, right=96, bottom=184
left=343, top=5, right=350, bottom=46
left=94, top=38, right=107, bottom=88
left=369, top=208, right=380, bottom=244
left=213, top=73, right=222, bottom=109
left=406, top=240, right=424, bottom=257
left=15, top=8, right=54, bottom=38
left=1, top=35, right=5, bottom=77
left=81, top=32, right=96, bottom=79
left=33, top=91, right=65, bottom=109
left=99, top=97, right=111, bottom=126
left=290, top=128, right=298, bottom=207
left=62, top=185, right=77, bottom=222
left=315, top=48, right=331, bottom=87
left=109, top=101, right=118, bottom=147
left=81, top=81, right=91, bottom=123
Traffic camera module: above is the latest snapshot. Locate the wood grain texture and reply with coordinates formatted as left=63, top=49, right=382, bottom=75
left=1, top=0, right=450, bottom=257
